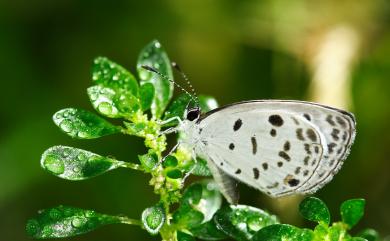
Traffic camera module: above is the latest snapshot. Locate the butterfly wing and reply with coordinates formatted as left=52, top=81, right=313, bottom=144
left=196, top=100, right=355, bottom=197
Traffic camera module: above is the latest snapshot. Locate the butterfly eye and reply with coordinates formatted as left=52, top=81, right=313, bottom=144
left=186, top=107, right=200, bottom=121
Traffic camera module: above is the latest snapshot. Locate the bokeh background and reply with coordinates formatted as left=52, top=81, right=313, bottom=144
left=1, top=0, right=390, bottom=240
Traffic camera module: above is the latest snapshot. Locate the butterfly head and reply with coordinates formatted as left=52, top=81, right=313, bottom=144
left=185, top=106, right=201, bottom=122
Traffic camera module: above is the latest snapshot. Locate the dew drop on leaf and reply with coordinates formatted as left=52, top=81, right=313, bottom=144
left=43, top=155, right=65, bottom=175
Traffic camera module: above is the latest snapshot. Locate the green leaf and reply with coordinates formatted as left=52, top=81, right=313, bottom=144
left=41, top=146, right=125, bottom=180
left=139, top=83, right=155, bottom=111
left=213, top=205, right=279, bottom=241
left=357, top=229, right=380, bottom=241
left=173, top=180, right=222, bottom=227
left=138, top=152, right=158, bottom=172
left=198, top=95, right=219, bottom=112
left=53, top=108, right=121, bottom=139
left=164, top=94, right=191, bottom=126
left=340, top=199, right=365, bottom=228
left=299, top=197, right=331, bottom=224
left=87, top=85, right=140, bottom=119
left=141, top=203, right=165, bottom=235
left=252, top=224, right=313, bottom=241
left=190, top=221, right=228, bottom=240
left=163, top=155, right=178, bottom=168
left=177, top=231, right=196, bottom=241
left=137, top=40, right=174, bottom=118
left=92, top=57, right=138, bottom=95
left=184, top=158, right=212, bottom=177
left=166, top=169, right=183, bottom=179
left=26, top=205, right=122, bottom=239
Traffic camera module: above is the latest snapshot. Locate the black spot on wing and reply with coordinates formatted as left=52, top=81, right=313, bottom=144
left=288, top=179, right=300, bottom=187
left=262, top=163, right=268, bottom=170
left=279, top=151, right=291, bottom=161
left=251, top=136, right=257, bottom=155
left=253, top=168, right=260, bottom=179
left=295, top=167, right=301, bottom=175
left=331, top=128, right=340, bottom=141
left=235, top=169, right=241, bottom=174
left=303, top=113, right=311, bottom=121
left=229, top=143, right=235, bottom=150
left=306, top=129, right=317, bottom=142
left=284, top=141, right=291, bottom=151
left=270, top=129, right=277, bottom=137
left=328, top=143, right=337, bottom=153
left=326, top=115, right=336, bottom=126
left=296, top=128, right=305, bottom=141
left=233, top=119, right=242, bottom=131
left=269, top=115, right=284, bottom=127
left=303, top=156, right=310, bottom=166
left=277, top=162, right=283, bottom=167
left=336, top=116, right=347, bottom=127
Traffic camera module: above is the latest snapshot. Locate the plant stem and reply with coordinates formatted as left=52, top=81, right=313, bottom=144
left=119, top=161, right=144, bottom=171
left=119, top=217, right=143, bottom=226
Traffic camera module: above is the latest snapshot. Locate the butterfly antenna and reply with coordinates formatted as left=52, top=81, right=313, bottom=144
left=171, top=62, right=200, bottom=107
left=141, top=65, right=198, bottom=105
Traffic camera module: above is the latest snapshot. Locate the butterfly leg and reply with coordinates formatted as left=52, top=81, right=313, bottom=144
left=154, top=141, right=181, bottom=169
left=157, top=116, right=183, bottom=126
left=182, top=151, right=198, bottom=182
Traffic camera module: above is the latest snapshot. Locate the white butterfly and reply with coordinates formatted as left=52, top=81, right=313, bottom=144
left=141, top=65, right=356, bottom=204
left=167, top=100, right=356, bottom=204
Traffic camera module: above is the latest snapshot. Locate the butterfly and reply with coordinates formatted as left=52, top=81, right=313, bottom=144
left=142, top=66, right=356, bottom=204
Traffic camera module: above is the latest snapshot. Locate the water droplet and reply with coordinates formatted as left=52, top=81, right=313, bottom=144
left=85, top=210, right=95, bottom=218
left=143, top=52, right=150, bottom=58
left=98, top=102, right=113, bottom=115
left=92, top=74, right=98, bottom=81
left=73, top=166, right=80, bottom=173
left=49, top=208, right=62, bottom=220
left=154, top=42, right=161, bottom=48
left=112, top=74, right=119, bottom=80
left=77, top=153, right=87, bottom=161
left=55, top=112, right=63, bottom=119
left=77, top=131, right=89, bottom=138
left=26, top=219, right=40, bottom=236
left=153, top=63, right=160, bottom=68
left=59, top=120, right=73, bottom=133
left=63, top=111, right=69, bottom=118
left=247, top=217, right=262, bottom=231
left=63, top=148, right=71, bottom=157
left=44, top=155, right=65, bottom=175
left=71, top=217, right=84, bottom=228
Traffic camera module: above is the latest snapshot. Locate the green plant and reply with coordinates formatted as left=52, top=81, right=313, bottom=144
left=26, top=40, right=381, bottom=241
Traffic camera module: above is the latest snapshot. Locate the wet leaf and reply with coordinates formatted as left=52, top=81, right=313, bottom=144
left=53, top=108, right=121, bottom=139
left=173, top=180, right=222, bottom=227
left=164, top=94, right=191, bottom=126
left=340, top=199, right=365, bottom=228
left=166, top=169, right=182, bottom=179
left=41, top=146, right=124, bottom=180
left=163, top=155, right=178, bottom=168
left=357, top=228, right=380, bottom=241
left=138, top=152, right=158, bottom=172
left=190, top=220, right=228, bottom=240
left=214, top=205, right=279, bottom=241
left=139, top=83, right=155, bottom=111
left=184, top=158, right=212, bottom=177
left=26, top=205, right=122, bottom=239
left=252, top=224, right=313, bottom=241
left=177, top=231, right=195, bottom=241
left=141, top=203, right=165, bottom=235
left=299, top=197, right=330, bottom=224
left=92, top=57, right=138, bottom=95
left=87, top=85, right=140, bottom=118
left=137, top=40, right=173, bottom=118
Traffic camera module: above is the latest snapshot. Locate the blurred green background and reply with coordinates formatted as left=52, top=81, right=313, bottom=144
left=1, top=0, right=390, bottom=240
